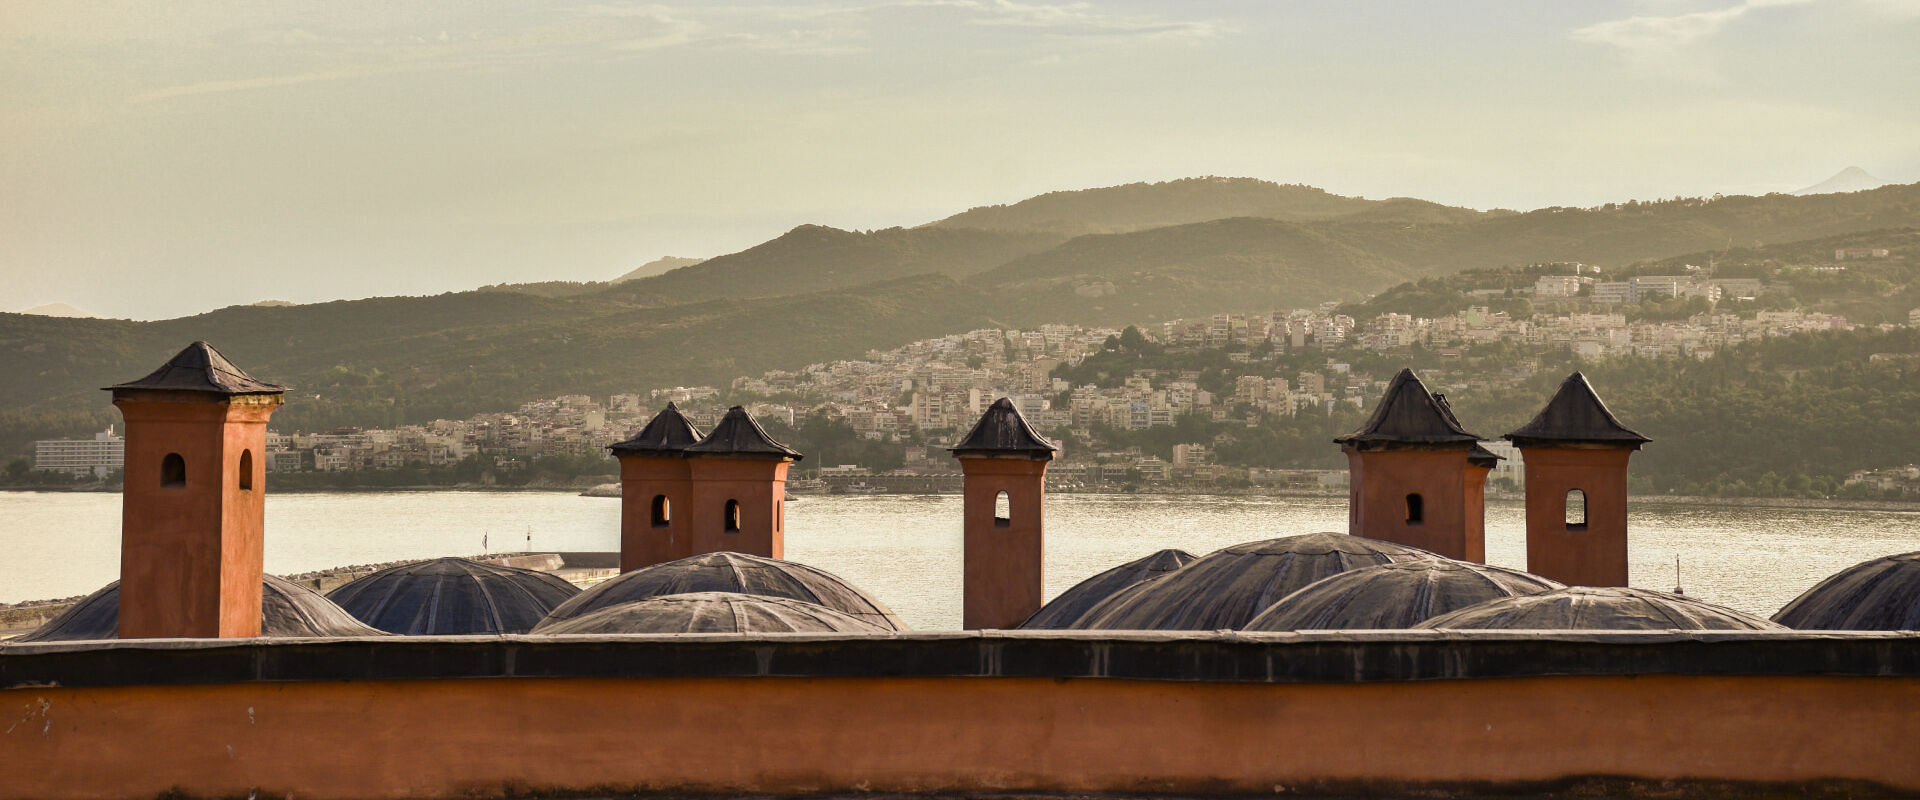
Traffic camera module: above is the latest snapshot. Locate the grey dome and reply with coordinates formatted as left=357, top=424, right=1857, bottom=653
left=16, top=574, right=384, bottom=642
left=540, top=551, right=905, bottom=631
left=1020, top=549, right=1197, bottom=630
left=1773, top=551, right=1920, bottom=630
left=1071, top=533, right=1442, bottom=631
left=535, top=592, right=888, bottom=634
left=1415, top=586, right=1786, bottom=631
left=1246, top=560, right=1564, bottom=631
left=326, top=557, right=580, bottom=635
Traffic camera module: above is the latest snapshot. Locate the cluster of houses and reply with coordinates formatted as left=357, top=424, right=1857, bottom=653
left=30, top=287, right=1907, bottom=485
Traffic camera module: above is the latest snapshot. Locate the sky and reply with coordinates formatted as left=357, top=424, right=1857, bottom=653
left=4, top=1, right=1918, bottom=320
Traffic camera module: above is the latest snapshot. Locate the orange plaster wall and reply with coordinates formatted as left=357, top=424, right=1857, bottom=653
left=114, top=395, right=278, bottom=639
left=1522, top=447, right=1632, bottom=586
left=0, top=674, right=1915, bottom=800
left=688, top=458, right=791, bottom=559
left=1462, top=464, right=1490, bottom=564
left=617, top=456, right=693, bottom=571
left=957, top=457, right=1048, bottom=629
left=1346, top=448, right=1475, bottom=558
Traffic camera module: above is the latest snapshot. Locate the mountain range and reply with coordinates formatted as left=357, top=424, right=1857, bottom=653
left=4, top=176, right=1918, bottom=452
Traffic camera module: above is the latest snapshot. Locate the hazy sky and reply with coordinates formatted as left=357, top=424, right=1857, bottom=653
left=5, top=1, right=1917, bottom=320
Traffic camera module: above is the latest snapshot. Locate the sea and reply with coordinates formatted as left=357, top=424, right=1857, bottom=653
left=4, top=490, right=1917, bottom=630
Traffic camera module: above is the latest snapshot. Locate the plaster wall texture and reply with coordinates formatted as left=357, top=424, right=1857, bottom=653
left=958, top=457, right=1048, bottom=629
left=0, top=674, right=1914, bottom=799
left=687, top=458, right=790, bottom=559
left=1523, top=447, right=1632, bottom=586
left=617, top=455, right=694, bottom=571
left=115, top=394, right=279, bottom=639
left=1345, top=448, right=1477, bottom=559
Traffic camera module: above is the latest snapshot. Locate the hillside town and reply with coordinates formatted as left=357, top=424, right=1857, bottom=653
left=33, top=264, right=1919, bottom=496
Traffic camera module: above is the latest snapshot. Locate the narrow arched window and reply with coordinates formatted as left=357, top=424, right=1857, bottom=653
left=724, top=499, right=741, bottom=533
left=161, top=453, right=186, bottom=488
left=1566, top=489, right=1588, bottom=531
left=1405, top=493, right=1424, bottom=524
left=994, top=490, right=1011, bottom=528
left=238, top=450, right=254, bottom=491
left=776, top=499, right=783, bottom=531
left=651, top=495, right=671, bottom=528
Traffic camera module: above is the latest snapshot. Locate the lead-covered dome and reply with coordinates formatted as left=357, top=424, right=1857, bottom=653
left=1071, top=533, right=1442, bottom=631
left=15, top=575, right=384, bottom=642
left=1415, top=586, right=1785, bottom=631
left=535, top=592, right=888, bottom=634
left=1245, top=560, right=1563, bottom=631
left=1020, top=549, right=1197, bottom=630
left=326, top=557, right=580, bottom=635
left=539, top=551, right=905, bottom=631
left=1773, top=551, right=1920, bottom=630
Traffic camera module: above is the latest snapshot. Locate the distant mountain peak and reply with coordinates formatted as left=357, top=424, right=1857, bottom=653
left=18, top=302, right=98, bottom=318
left=613, top=255, right=706, bottom=283
left=1794, top=166, right=1891, bottom=196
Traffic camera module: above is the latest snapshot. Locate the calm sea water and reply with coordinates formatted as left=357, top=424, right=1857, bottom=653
left=4, top=490, right=1916, bottom=630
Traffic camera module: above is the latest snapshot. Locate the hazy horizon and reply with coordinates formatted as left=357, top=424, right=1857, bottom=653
left=6, top=1, right=1918, bottom=320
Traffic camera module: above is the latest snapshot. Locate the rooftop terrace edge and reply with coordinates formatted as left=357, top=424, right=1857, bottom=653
left=5, top=629, right=1918, bottom=689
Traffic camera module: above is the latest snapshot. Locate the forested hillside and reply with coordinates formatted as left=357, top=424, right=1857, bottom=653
left=6, top=178, right=1918, bottom=463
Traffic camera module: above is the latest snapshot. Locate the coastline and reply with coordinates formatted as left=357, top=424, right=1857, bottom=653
left=4, top=480, right=1916, bottom=513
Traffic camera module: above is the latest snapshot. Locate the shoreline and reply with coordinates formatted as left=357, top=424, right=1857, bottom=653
left=6, top=482, right=1915, bottom=513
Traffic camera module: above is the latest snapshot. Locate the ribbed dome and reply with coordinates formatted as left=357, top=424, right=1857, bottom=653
left=1071, top=533, right=1442, bottom=631
left=326, top=557, right=580, bottom=635
left=535, top=592, right=889, bottom=634
left=1415, top=586, right=1786, bottom=631
left=540, top=551, right=905, bottom=631
left=1245, top=560, right=1563, bottom=631
left=1020, top=549, right=1197, bottom=630
left=15, top=575, right=384, bottom=642
left=1773, top=551, right=1920, bottom=630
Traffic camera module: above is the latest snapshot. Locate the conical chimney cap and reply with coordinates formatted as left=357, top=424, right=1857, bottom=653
left=105, top=341, right=285, bottom=396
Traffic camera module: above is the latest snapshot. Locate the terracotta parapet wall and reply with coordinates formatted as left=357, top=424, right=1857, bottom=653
left=3, top=632, right=1918, bottom=799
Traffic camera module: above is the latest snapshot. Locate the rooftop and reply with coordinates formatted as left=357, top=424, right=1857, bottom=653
left=538, top=552, right=904, bottom=632
left=325, top=557, right=580, bottom=635
left=103, top=341, right=286, bottom=396
left=683, top=406, right=803, bottom=460
left=1506, top=371, right=1651, bottom=449
left=537, top=592, right=888, bottom=635
left=608, top=402, right=703, bottom=456
left=1334, top=369, right=1480, bottom=451
left=949, top=397, right=1058, bottom=459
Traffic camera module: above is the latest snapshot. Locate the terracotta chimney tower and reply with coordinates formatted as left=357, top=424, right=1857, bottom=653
left=1334, top=369, right=1491, bottom=561
left=949, top=397, right=1058, bottom=630
left=609, top=403, right=703, bottom=572
left=1507, top=372, right=1650, bottom=587
left=683, top=407, right=802, bottom=559
left=105, top=342, right=285, bottom=638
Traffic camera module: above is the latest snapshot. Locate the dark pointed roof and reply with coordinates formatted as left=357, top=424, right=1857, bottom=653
left=608, top=403, right=703, bottom=457
left=1468, top=443, right=1503, bottom=469
left=1020, top=549, right=1197, bottom=630
left=104, top=341, right=286, bottom=396
left=15, top=575, right=385, bottom=642
left=949, top=397, right=1058, bottom=459
left=1414, top=586, right=1785, bottom=631
left=325, top=557, right=581, bottom=635
left=535, top=551, right=905, bottom=631
left=1772, top=551, right=1920, bottom=631
left=683, top=406, right=802, bottom=460
left=1506, top=372, right=1650, bottom=449
left=536, top=592, right=889, bottom=635
left=1334, top=369, right=1479, bottom=451
left=1245, top=560, right=1562, bottom=631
